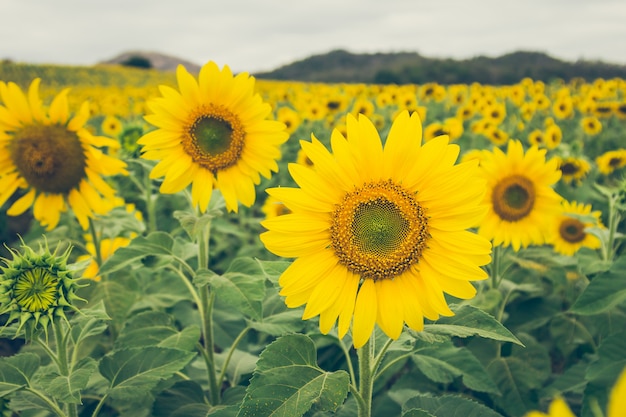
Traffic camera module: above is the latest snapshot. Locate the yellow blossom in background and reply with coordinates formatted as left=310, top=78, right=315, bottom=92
left=478, top=140, right=563, bottom=250
left=556, top=156, right=591, bottom=185
left=101, top=115, right=123, bottom=137
left=138, top=61, right=289, bottom=212
left=596, top=148, right=626, bottom=175
left=548, top=200, right=603, bottom=256
left=0, top=79, right=127, bottom=230
left=261, top=111, right=491, bottom=348
left=580, top=116, right=602, bottom=135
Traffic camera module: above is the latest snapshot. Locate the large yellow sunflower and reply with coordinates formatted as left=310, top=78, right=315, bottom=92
left=137, top=61, right=288, bottom=212
left=478, top=140, right=563, bottom=251
left=260, top=111, right=492, bottom=348
left=548, top=200, right=603, bottom=256
left=0, top=79, right=127, bottom=230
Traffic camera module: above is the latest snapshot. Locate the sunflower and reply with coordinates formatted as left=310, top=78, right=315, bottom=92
left=581, top=116, right=602, bottom=135
left=596, top=149, right=626, bottom=175
left=525, top=366, right=626, bottom=417
left=548, top=200, right=602, bottom=256
left=260, top=111, right=492, bottom=348
left=556, top=156, right=591, bottom=185
left=544, top=124, right=562, bottom=149
left=101, top=115, right=123, bottom=137
left=0, top=79, right=127, bottom=230
left=477, top=140, right=563, bottom=251
left=138, top=61, right=289, bottom=212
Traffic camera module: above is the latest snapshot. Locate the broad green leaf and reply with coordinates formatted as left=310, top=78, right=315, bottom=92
left=70, top=300, right=110, bottom=347
left=403, top=410, right=436, bottom=417
left=211, top=272, right=265, bottom=320
left=99, top=347, right=196, bottom=400
left=0, top=353, right=39, bottom=396
left=98, top=231, right=176, bottom=275
left=411, top=342, right=499, bottom=394
left=486, top=334, right=550, bottom=416
left=421, top=304, right=522, bottom=345
left=570, top=255, right=626, bottom=315
left=40, top=358, right=97, bottom=404
left=131, top=272, right=193, bottom=310
left=115, top=311, right=200, bottom=351
left=238, top=334, right=350, bottom=417
left=215, top=349, right=259, bottom=386
left=586, top=330, right=626, bottom=385
left=403, top=394, right=504, bottom=417
left=255, top=259, right=291, bottom=283
left=541, top=359, right=590, bottom=398
left=247, top=309, right=305, bottom=336
left=87, top=279, right=137, bottom=322
left=153, top=380, right=209, bottom=417
left=226, top=257, right=265, bottom=277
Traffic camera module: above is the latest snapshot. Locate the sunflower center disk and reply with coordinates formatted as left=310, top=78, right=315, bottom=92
left=183, top=105, right=245, bottom=173
left=331, top=180, right=429, bottom=281
left=14, top=268, right=59, bottom=312
left=492, top=175, right=535, bottom=222
left=9, top=124, right=86, bottom=193
left=560, top=219, right=586, bottom=243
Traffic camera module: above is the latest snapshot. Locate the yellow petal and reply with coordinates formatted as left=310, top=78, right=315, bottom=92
left=352, top=279, right=377, bottom=349
left=7, top=189, right=36, bottom=216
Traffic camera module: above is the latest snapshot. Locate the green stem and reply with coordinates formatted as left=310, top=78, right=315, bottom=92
left=217, top=326, right=251, bottom=388
left=372, top=337, right=393, bottom=380
left=356, top=337, right=374, bottom=417
left=87, top=217, right=103, bottom=270
left=166, top=266, right=204, bottom=318
left=25, top=387, right=67, bottom=417
left=201, top=286, right=220, bottom=405
left=490, top=244, right=502, bottom=289
left=90, top=393, right=109, bottom=417
left=604, top=193, right=621, bottom=262
left=53, top=320, right=78, bottom=417
left=338, top=337, right=357, bottom=387
left=144, top=165, right=157, bottom=234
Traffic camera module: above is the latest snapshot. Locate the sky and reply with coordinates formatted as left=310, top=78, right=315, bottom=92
left=2, top=0, right=626, bottom=74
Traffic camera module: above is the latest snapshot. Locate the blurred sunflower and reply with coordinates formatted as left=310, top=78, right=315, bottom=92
left=138, top=61, right=289, bottom=212
left=77, top=236, right=133, bottom=281
left=548, top=200, right=603, bottom=256
left=276, top=106, right=301, bottom=135
left=0, top=79, right=127, bottom=230
left=260, top=111, right=491, bottom=348
left=544, top=124, right=562, bottom=149
left=580, top=116, right=602, bottom=135
left=261, top=194, right=291, bottom=219
left=477, top=140, right=563, bottom=250
left=556, top=156, right=591, bottom=185
left=596, top=149, right=626, bottom=175
left=528, top=129, right=545, bottom=147
left=101, top=115, right=123, bottom=137
left=525, top=366, right=626, bottom=417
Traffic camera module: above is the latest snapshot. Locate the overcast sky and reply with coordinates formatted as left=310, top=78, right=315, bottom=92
left=2, top=0, right=626, bottom=74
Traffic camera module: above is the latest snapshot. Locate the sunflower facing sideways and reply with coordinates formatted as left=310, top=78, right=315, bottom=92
left=547, top=200, right=603, bottom=257
left=138, top=61, right=288, bottom=212
left=260, top=111, right=492, bottom=348
left=0, top=79, right=128, bottom=230
left=477, top=140, right=563, bottom=251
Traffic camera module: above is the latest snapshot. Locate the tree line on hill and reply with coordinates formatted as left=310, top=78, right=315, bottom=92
left=253, top=49, right=626, bottom=85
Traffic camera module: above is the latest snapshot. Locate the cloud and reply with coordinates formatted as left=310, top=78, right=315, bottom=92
left=2, top=0, right=625, bottom=73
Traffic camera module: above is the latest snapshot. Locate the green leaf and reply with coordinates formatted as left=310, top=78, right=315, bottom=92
left=153, top=380, right=209, bottom=417
left=70, top=300, right=110, bottom=347
left=40, top=358, right=97, bottom=404
left=99, top=347, right=196, bottom=400
left=403, top=394, right=504, bottom=417
left=87, top=279, right=137, bottom=322
left=115, top=311, right=200, bottom=351
left=485, top=334, right=550, bottom=416
left=0, top=353, right=39, bottom=396
left=541, top=359, right=590, bottom=398
left=255, top=259, right=291, bottom=283
left=238, top=334, right=350, bottom=417
left=570, top=255, right=626, bottom=315
left=98, top=232, right=176, bottom=275
left=411, top=342, right=499, bottom=394
left=247, top=309, right=305, bottom=336
left=421, top=304, right=522, bottom=345
left=212, top=272, right=265, bottom=320
left=586, top=330, right=626, bottom=385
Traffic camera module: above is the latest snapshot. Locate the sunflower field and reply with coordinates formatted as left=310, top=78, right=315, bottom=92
left=0, top=60, right=625, bottom=417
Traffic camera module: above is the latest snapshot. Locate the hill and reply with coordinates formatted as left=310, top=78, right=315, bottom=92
left=100, top=50, right=201, bottom=73
left=253, top=49, right=626, bottom=84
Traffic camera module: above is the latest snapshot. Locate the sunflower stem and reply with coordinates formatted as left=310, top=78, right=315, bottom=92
left=490, top=244, right=502, bottom=289
left=87, top=218, right=103, bottom=273
left=25, top=387, right=68, bottom=417
left=144, top=165, right=158, bottom=234
left=217, top=326, right=251, bottom=389
left=338, top=337, right=357, bottom=387
left=201, top=286, right=220, bottom=405
left=356, top=336, right=375, bottom=417
left=52, top=320, right=78, bottom=417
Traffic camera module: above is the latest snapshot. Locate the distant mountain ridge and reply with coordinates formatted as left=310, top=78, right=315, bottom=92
left=100, top=50, right=201, bottom=73
left=253, top=49, right=626, bottom=84
left=101, top=49, right=626, bottom=85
